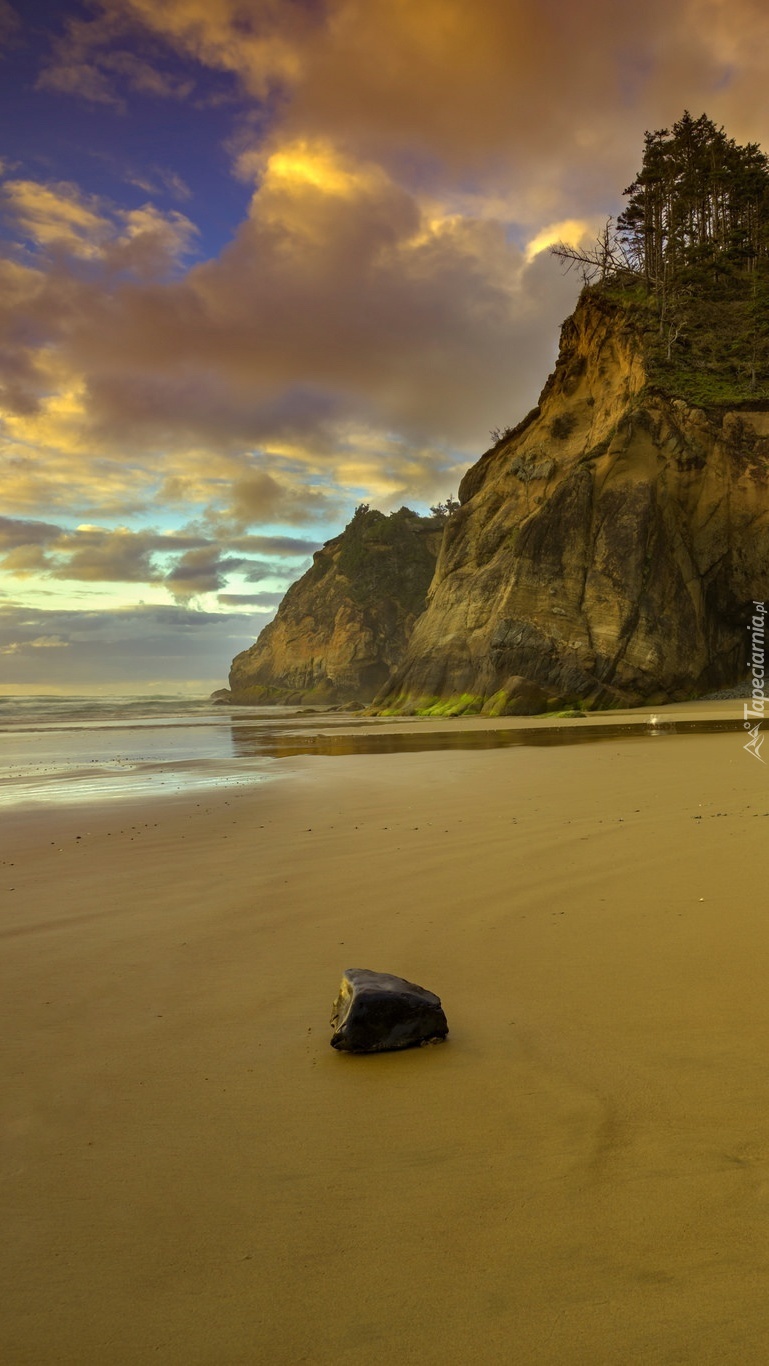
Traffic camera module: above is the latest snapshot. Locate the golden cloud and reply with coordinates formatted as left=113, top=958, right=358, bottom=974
left=9, top=0, right=769, bottom=684
left=38, top=0, right=769, bottom=202
left=2, top=180, right=113, bottom=257
left=524, top=219, right=602, bottom=263
left=0, top=139, right=579, bottom=528
left=11, top=0, right=769, bottom=557
left=40, top=0, right=310, bottom=108
left=1, top=177, right=197, bottom=272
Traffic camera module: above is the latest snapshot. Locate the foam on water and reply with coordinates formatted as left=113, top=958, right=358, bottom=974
left=0, top=693, right=760, bottom=809
left=0, top=694, right=290, bottom=807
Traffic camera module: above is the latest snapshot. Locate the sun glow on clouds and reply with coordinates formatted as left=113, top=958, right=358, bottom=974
left=524, top=219, right=600, bottom=263
left=246, top=139, right=385, bottom=200
left=1, top=177, right=198, bottom=272
left=2, top=126, right=565, bottom=534
left=6, top=0, right=769, bottom=686
left=4, top=362, right=90, bottom=455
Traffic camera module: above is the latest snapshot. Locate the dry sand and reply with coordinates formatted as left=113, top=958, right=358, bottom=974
left=3, top=722, right=769, bottom=1364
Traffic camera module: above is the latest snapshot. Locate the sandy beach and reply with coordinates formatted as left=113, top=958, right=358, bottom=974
left=3, top=715, right=769, bottom=1364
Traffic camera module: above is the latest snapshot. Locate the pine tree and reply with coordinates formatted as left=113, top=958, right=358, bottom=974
left=551, top=114, right=769, bottom=402
left=616, top=112, right=769, bottom=291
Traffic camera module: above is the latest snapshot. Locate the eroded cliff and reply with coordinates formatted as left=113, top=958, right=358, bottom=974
left=228, top=505, right=442, bottom=704
left=377, top=290, right=769, bottom=713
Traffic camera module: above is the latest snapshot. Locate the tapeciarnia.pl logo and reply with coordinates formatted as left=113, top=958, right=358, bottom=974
left=744, top=600, right=766, bottom=763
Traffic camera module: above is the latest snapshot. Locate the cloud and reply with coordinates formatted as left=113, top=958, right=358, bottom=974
left=162, top=545, right=250, bottom=600
left=36, top=5, right=131, bottom=109
left=0, top=602, right=261, bottom=685
left=0, top=518, right=301, bottom=604
left=52, top=527, right=166, bottom=582
left=524, top=219, right=602, bottom=264
left=0, top=521, right=197, bottom=583
left=109, top=203, right=199, bottom=275
left=0, top=634, right=68, bottom=655
left=9, top=0, right=769, bottom=639
left=217, top=591, right=285, bottom=607
left=228, top=534, right=321, bottom=556
left=111, top=0, right=316, bottom=99
left=55, top=1, right=769, bottom=216
left=162, top=544, right=299, bottom=602
left=123, top=164, right=192, bottom=201
left=0, top=141, right=579, bottom=530
left=218, top=468, right=336, bottom=531
left=0, top=515, right=63, bottom=548
left=0, top=0, right=19, bottom=53
left=2, top=179, right=113, bottom=259
left=98, top=48, right=194, bottom=99
left=33, top=0, right=769, bottom=214
left=1, top=178, right=198, bottom=274
left=37, top=1, right=199, bottom=110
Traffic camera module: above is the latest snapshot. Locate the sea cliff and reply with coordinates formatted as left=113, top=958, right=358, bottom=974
left=377, top=289, right=769, bottom=713
left=228, top=505, right=442, bottom=704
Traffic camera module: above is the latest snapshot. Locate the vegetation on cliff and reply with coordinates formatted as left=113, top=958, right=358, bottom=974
left=228, top=505, right=442, bottom=705
left=555, top=112, right=769, bottom=406
left=375, top=115, right=769, bottom=714
left=377, top=276, right=769, bottom=714
left=333, top=504, right=440, bottom=615
left=227, top=114, right=769, bottom=716
left=618, top=112, right=769, bottom=286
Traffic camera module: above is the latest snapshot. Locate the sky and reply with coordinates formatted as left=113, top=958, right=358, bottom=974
left=2, top=0, right=769, bottom=693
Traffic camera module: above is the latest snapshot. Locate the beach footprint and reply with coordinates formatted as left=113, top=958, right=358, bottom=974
left=720, top=1137, right=769, bottom=1200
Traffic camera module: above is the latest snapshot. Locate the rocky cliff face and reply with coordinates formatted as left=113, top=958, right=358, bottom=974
left=378, top=290, right=769, bottom=713
left=228, top=506, right=442, bottom=704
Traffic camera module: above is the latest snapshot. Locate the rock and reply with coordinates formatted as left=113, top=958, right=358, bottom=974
left=480, top=675, right=548, bottom=717
left=228, top=506, right=442, bottom=707
left=209, top=688, right=232, bottom=703
left=330, top=968, right=449, bottom=1053
left=376, top=289, right=769, bottom=712
left=228, top=284, right=769, bottom=718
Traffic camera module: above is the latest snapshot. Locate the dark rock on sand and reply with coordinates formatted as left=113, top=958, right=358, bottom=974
left=330, top=968, right=449, bottom=1053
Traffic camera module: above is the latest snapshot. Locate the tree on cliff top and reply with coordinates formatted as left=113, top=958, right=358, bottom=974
left=618, top=112, right=769, bottom=289
left=553, top=112, right=769, bottom=296
left=551, top=113, right=769, bottom=398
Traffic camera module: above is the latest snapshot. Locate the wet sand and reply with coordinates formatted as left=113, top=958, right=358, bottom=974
left=3, top=721, right=769, bottom=1364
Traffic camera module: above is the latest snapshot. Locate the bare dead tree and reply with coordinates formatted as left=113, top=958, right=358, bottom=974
left=550, top=219, right=642, bottom=285
left=666, top=320, right=684, bottom=361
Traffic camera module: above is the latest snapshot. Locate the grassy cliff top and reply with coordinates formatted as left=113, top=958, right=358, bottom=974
left=593, top=277, right=769, bottom=409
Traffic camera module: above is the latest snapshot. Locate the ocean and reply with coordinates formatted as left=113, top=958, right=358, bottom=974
left=0, top=694, right=297, bottom=808
left=0, top=691, right=755, bottom=809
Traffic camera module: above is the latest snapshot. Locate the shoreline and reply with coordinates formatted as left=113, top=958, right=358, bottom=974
left=3, top=729, right=769, bottom=1363
left=0, top=696, right=760, bottom=813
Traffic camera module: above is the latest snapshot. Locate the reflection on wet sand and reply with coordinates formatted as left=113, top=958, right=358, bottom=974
left=230, top=716, right=753, bottom=759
